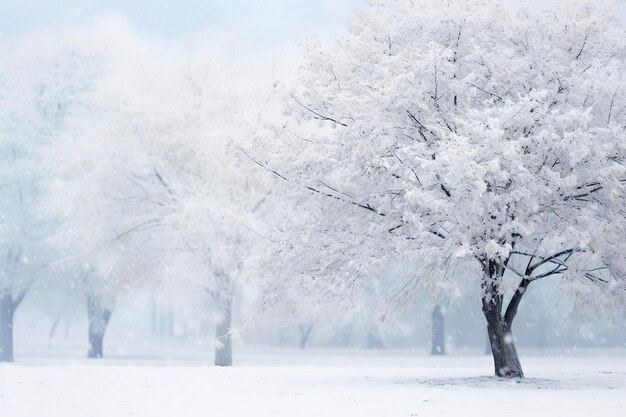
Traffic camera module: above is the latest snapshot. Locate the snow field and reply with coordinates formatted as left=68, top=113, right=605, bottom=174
left=1, top=354, right=625, bottom=417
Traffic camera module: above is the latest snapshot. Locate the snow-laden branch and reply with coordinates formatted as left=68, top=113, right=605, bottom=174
left=237, top=146, right=386, bottom=218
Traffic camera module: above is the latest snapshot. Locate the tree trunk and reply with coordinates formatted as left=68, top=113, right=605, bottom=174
left=87, top=292, right=112, bottom=359
left=0, top=293, right=15, bottom=362
left=481, top=259, right=524, bottom=378
left=214, top=299, right=232, bottom=367
left=298, top=322, right=315, bottom=349
left=431, top=305, right=446, bottom=355
left=483, top=310, right=523, bottom=377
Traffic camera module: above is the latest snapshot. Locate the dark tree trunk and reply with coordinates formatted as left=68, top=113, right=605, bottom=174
left=481, top=259, right=525, bottom=378
left=431, top=305, right=446, bottom=355
left=87, top=292, right=112, bottom=359
left=483, top=306, right=523, bottom=377
left=214, top=299, right=232, bottom=367
left=0, top=293, right=15, bottom=362
left=298, top=322, right=315, bottom=349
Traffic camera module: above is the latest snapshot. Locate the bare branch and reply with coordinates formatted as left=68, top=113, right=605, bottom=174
left=527, top=248, right=577, bottom=276
left=504, top=278, right=530, bottom=327
left=290, top=95, right=348, bottom=127
left=467, top=82, right=503, bottom=101
left=574, top=32, right=589, bottom=60
left=238, top=146, right=386, bottom=217
left=154, top=168, right=175, bottom=197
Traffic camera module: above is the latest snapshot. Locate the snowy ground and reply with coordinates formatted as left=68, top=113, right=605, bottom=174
left=2, top=350, right=625, bottom=417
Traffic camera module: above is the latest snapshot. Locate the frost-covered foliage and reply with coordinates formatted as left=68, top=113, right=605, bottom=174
left=35, top=24, right=154, bottom=358
left=0, top=33, right=94, bottom=298
left=251, top=0, right=626, bottom=376
left=47, top=25, right=166, bottom=308
left=0, top=29, right=107, bottom=360
left=50, top=34, right=275, bottom=364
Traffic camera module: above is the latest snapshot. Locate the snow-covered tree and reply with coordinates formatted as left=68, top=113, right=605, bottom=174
left=53, top=38, right=274, bottom=366
left=251, top=0, right=626, bottom=377
left=0, top=31, right=103, bottom=362
left=42, top=22, right=154, bottom=359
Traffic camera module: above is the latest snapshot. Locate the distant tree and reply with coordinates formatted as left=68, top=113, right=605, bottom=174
left=251, top=0, right=626, bottom=377
left=49, top=212, right=148, bottom=359
left=0, top=31, right=101, bottom=362
left=298, top=321, right=316, bottom=349
left=431, top=305, right=446, bottom=355
left=86, top=284, right=113, bottom=358
left=53, top=39, right=274, bottom=366
left=81, top=267, right=123, bottom=359
left=44, top=21, right=150, bottom=359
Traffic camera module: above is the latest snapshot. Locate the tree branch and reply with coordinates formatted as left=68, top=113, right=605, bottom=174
left=573, top=32, right=589, bottom=60
left=238, top=146, right=385, bottom=217
left=12, top=289, right=28, bottom=310
left=239, top=148, right=451, bottom=242
left=115, top=219, right=162, bottom=242
left=504, top=278, right=530, bottom=327
left=290, top=95, right=348, bottom=127
left=526, top=248, right=577, bottom=276
left=407, top=110, right=436, bottom=141
left=154, top=168, right=175, bottom=197
left=467, top=82, right=503, bottom=101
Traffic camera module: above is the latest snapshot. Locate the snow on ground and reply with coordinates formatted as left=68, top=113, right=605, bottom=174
left=1, top=350, right=625, bottom=417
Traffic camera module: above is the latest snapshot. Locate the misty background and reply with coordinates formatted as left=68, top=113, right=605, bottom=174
left=2, top=0, right=626, bottom=363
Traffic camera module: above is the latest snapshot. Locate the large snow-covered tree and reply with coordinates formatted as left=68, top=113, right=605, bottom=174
left=251, top=0, right=626, bottom=377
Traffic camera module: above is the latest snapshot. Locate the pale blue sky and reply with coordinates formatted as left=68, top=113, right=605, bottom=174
left=0, top=0, right=365, bottom=48
left=0, top=0, right=623, bottom=51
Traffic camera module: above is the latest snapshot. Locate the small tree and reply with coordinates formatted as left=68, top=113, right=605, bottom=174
left=253, top=0, right=626, bottom=377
